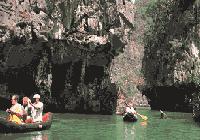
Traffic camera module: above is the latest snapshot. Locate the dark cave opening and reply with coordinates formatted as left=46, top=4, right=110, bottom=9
left=0, top=66, right=38, bottom=110
left=50, top=60, right=83, bottom=112
left=51, top=60, right=83, bottom=96
left=5, top=67, right=37, bottom=96
left=51, top=63, right=69, bottom=96
left=71, top=61, right=82, bottom=90
left=84, top=65, right=104, bottom=85
left=144, top=85, right=195, bottom=112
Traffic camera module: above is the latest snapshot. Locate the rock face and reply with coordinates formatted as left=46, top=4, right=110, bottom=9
left=0, top=0, right=132, bottom=114
left=111, top=0, right=149, bottom=115
left=142, top=0, right=200, bottom=115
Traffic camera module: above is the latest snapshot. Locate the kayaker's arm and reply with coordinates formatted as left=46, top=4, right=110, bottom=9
left=29, top=102, right=40, bottom=110
left=6, top=109, right=23, bottom=117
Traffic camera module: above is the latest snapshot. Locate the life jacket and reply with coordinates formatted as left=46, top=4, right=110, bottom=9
left=7, top=114, right=22, bottom=124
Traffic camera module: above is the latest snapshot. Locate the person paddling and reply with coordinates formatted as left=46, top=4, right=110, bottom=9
left=160, top=110, right=167, bottom=119
left=123, top=103, right=138, bottom=122
left=6, top=95, right=24, bottom=124
left=124, top=102, right=148, bottom=121
left=125, top=104, right=137, bottom=115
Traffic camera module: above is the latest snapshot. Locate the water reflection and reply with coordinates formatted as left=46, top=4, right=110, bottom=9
left=140, top=121, right=148, bottom=127
left=0, top=131, right=50, bottom=140
left=1, top=110, right=199, bottom=140
left=124, top=123, right=136, bottom=140
left=122, top=120, right=148, bottom=140
left=31, top=132, right=48, bottom=140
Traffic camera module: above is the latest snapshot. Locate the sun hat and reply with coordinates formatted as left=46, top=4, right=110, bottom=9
left=33, top=94, right=40, bottom=99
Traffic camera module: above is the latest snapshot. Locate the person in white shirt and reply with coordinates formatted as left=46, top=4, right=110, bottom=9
left=29, top=94, right=43, bottom=123
left=125, top=105, right=137, bottom=115
left=125, top=106, right=136, bottom=115
left=124, top=103, right=148, bottom=121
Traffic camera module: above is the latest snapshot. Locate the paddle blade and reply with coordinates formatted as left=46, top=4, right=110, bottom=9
left=141, top=115, right=148, bottom=121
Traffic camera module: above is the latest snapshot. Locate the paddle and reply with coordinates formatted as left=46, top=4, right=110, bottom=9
left=136, top=112, right=148, bottom=121
left=124, top=102, right=148, bottom=121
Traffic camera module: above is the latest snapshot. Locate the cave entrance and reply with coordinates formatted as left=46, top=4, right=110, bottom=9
left=84, top=65, right=104, bottom=85
left=52, top=61, right=83, bottom=95
left=6, top=66, right=37, bottom=96
left=51, top=60, right=83, bottom=111
left=51, top=63, right=69, bottom=96
left=145, top=85, right=194, bottom=112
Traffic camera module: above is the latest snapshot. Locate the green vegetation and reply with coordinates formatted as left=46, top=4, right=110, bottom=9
left=143, top=0, right=198, bottom=49
left=141, top=0, right=200, bottom=116
left=142, top=0, right=200, bottom=85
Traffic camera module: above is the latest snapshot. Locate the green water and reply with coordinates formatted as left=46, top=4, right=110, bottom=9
left=0, top=108, right=200, bottom=140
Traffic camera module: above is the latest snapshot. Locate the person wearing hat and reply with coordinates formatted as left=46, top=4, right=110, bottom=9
left=29, top=94, right=43, bottom=123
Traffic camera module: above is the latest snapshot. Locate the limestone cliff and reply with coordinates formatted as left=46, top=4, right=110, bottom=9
left=110, top=0, right=149, bottom=114
left=0, top=0, right=131, bottom=114
left=142, top=0, right=200, bottom=115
